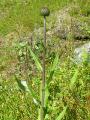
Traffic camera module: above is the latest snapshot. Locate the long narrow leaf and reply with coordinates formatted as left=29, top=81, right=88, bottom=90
left=28, top=84, right=41, bottom=106
left=15, top=77, right=26, bottom=92
left=56, top=106, right=67, bottom=120
left=48, top=54, right=59, bottom=83
left=70, top=69, right=78, bottom=89
left=15, top=76, right=40, bottom=105
left=28, top=46, right=42, bottom=71
left=45, top=54, right=59, bottom=110
left=51, top=53, right=59, bottom=71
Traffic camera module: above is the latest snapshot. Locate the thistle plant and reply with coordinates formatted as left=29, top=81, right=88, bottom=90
left=40, top=7, right=50, bottom=120
left=15, top=7, right=68, bottom=120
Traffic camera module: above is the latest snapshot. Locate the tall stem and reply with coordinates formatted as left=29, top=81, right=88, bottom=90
left=41, top=16, right=46, bottom=120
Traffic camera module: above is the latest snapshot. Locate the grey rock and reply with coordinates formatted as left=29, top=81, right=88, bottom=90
left=73, top=42, right=90, bottom=63
left=30, top=5, right=90, bottom=45
left=47, top=6, right=90, bottom=40
left=54, top=16, right=90, bottom=40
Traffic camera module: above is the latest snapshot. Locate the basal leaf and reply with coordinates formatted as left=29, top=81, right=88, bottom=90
left=15, top=76, right=39, bottom=106
left=28, top=46, right=42, bottom=71
left=15, top=77, right=26, bottom=92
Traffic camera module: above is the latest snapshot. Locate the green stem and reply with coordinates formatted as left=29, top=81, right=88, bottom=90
left=40, top=16, right=46, bottom=120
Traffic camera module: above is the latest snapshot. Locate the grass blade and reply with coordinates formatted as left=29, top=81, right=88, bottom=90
left=56, top=106, right=67, bottom=120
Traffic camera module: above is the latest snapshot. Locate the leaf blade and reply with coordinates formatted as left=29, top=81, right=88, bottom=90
left=70, top=69, right=78, bottom=89
left=56, top=106, right=67, bottom=120
left=28, top=46, right=42, bottom=71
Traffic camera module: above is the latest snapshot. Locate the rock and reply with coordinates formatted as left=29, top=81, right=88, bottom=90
left=47, top=5, right=90, bottom=40
left=73, top=42, right=90, bottom=64
left=70, top=19, right=90, bottom=40
left=30, top=5, right=90, bottom=45
left=54, top=15, right=90, bottom=40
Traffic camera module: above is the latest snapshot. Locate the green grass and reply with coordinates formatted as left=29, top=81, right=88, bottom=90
left=1, top=55, right=90, bottom=120
left=0, top=0, right=72, bottom=35
left=0, top=39, right=90, bottom=120
left=0, top=0, right=90, bottom=35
